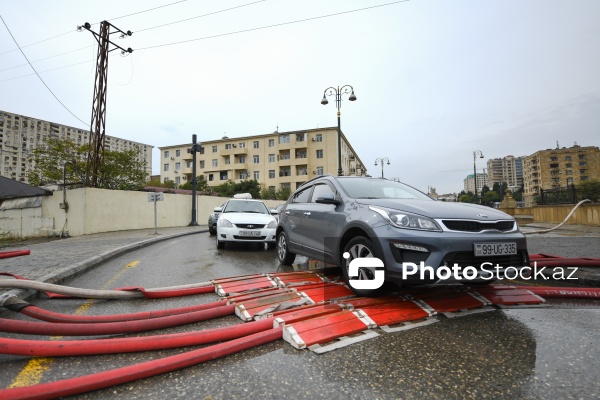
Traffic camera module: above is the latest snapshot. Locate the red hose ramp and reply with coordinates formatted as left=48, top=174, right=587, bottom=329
left=15, top=299, right=227, bottom=323
left=0, top=304, right=235, bottom=336
left=472, top=287, right=545, bottom=305
left=215, top=275, right=277, bottom=296
left=0, top=250, right=30, bottom=259
left=0, top=317, right=275, bottom=357
left=342, top=296, right=433, bottom=326
left=529, top=254, right=600, bottom=267
left=282, top=309, right=374, bottom=349
left=272, top=271, right=328, bottom=286
left=515, top=286, right=600, bottom=299
left=0, top=327, right=283, bottom=400
left=272, top=304, right=343, bottom=325
left=410, top=291, right=490, bottom=313
left=300, top=283, right=355, bottom=303
left=235, top=292, right=311, bottom=321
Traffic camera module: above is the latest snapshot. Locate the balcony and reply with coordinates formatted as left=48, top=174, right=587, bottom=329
left=221, top=147, right=248, bottom=156
left=233, top=162, right=248, bottom=170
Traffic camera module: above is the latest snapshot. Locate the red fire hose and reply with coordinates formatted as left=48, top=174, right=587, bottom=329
left=517, top=286, right=600, bottom=299
left=0, top=327, right=283, bottom=400
left=0, top=317, right=275, bottom=357
left=529, top=254, right=600, bottom=267
left=0, top=304, right=235, bottom=336
left=0, top=250, right=30, bottom=259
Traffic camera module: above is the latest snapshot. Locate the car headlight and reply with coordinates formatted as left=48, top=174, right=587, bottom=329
left=369, top=206, right=441, bottom=231
left=218, top=219, right=233, bottom=228
left=267, top=220, right=277, bottom=229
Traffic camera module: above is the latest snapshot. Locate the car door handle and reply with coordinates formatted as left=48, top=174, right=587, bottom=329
left=303, top=212, right=311, bottom=217
left=285, top=211, right=290, bottom=215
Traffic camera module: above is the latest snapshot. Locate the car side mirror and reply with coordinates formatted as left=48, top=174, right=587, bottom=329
left=270, top=209, right=278, bottom=215
left=213, top=207, right=222, bottom=213
left=315, top=194, right=340, bottom=204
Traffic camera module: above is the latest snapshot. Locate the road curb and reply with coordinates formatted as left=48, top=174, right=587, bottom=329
left=1, top=229, right=207, bottom=306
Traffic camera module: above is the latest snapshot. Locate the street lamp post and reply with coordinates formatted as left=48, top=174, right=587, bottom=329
left=374, top=157, right=390, bottom=178
left=473, top=150, right=484, bottom=204
left=321, top=85, right=357, bottom=176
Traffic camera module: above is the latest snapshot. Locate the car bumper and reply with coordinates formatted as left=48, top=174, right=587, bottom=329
left=370, top=225, right=529, bottom=285
left=218, top=227, right=277, bottom=243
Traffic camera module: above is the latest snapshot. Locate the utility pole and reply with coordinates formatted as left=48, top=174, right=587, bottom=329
left=81, top=21, right=132, bottom=187
left=188, top=135, right=204, bottom=226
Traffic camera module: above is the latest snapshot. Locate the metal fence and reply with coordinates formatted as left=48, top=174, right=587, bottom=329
left=539, top=183, right=600, bottom=205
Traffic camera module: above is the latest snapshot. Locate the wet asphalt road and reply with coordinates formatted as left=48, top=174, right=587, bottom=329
left=1, top=233, right=599, bottom=399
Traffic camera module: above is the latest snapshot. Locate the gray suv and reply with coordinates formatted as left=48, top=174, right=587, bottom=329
left=276, top=175, right=529, bottom=296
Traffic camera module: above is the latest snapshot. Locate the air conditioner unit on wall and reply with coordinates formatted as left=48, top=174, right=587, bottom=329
left=171, top=157, right=175, bottom=160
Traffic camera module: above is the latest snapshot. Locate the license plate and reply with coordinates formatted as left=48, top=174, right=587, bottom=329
left=474, top=242, right=517, bottom=257
left=239, top=230, right=261, bottom=236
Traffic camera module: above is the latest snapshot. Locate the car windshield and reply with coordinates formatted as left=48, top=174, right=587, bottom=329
left=336, top=177, right=432, bottom=200
left=223, top=200, right=269, bottom=214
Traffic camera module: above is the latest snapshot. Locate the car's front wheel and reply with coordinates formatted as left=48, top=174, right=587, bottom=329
left=277, top=231, right=295, bottom=265
left=342, top=236, right=385, bottom=297
left=208, top=225, right=216, bottom=235
left=216, top=236, right=225, bottom=249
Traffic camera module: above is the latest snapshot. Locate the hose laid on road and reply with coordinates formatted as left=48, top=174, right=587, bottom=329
left=0, top=317, right=275, bottom=357
left=528, top=254, right=600, bottom=268
left=1, top=295, right=227, bottom=323
left=0, top=279, right=214, bottom=299
left=524, top=199, right=591, bottom=235
left=0, top=304, right=235, bottom=336
left=0, top=327, right=283, bottom=400
left=0, top=250, right=30, bottom=259
left=517, top=286, right=600, bottom=299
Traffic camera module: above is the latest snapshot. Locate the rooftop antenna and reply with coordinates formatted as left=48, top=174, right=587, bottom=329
left=556, top=140, right=559, bottom=149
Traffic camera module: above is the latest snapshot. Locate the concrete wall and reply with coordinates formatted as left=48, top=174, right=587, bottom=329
left=499, top=203, right=600, bottom=226
left=0, top=196, right=55, bottom=238
left=5, top=188, right=285, bottom=238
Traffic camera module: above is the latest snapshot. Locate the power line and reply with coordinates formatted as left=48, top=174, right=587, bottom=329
left=135, top=0, right=266, bottom=33
left=137, top=0, right=410, bottom=51
left=0, top=45, right=93, bottom=72
left=0, top=0, right=190, bottom=57
left=0, top=14, right=87, bottom=126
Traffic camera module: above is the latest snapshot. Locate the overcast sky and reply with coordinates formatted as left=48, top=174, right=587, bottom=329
left=1, top=0, right=598, bottom=193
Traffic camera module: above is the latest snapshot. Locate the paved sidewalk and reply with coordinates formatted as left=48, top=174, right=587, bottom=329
left=0, top=226, right=207, bottom=300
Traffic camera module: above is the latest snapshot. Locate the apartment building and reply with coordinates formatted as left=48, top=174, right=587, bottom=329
left=463, top=173, right=489, bottom=195
left=0, top=110, right=153, bottom=183
left=159, top=127, right=367, bottom=190
left=522, top=144, right=600, bottom=206
left=486, top=155, right=524, bottom=189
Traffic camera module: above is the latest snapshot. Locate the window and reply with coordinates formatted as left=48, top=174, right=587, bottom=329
left=316, top=149, right=323, bottom=159
left=296, top=133, right=305, bottom=142
left=239, top=142, right=246, bottom=148
left=186, top=161, right=192, bottom=168
left=200, top=160, right=205, bottom=169
left=579, top=161, right=587, bottom=166
left=565, top=156, right=572, bottom=161
left=566, top=170, right=572, bottom=175
left=175, top=150, right=180, bottom=157
left=269, top=170, right=275, bottom=179
left=175, top=176, right=181, bottom=184
left=163, top=164, right=169, bottom=172
left=566, top=163, right=572, bottom=168
left=253, top=141, right=259, bottom=148
left=311, top=184, right=335, bottom=202
left=254, top=171, right=259, bottom=180
left=212, top=159, right=218, bottom=167
left=316, top=134, right=322, bottom=142
left=292, top=187, right=312, bottom=203
left=579, top=154, right=587, bottom=160
left=581, top=176, right=589, bottom=181
left=240, top=171, right=248, bottom=179
left=580, top=169, right=587, bottom=174
left=225, top=156, right=230, bottom=165
left=212, top=145, right=218, bottom=153
left=253, top=155, right=260, bottom=163
left=239, top=155, right=246, bottom=163
left=316, top=166, right=324, bottom=175
left=164, top=151, right=169, bottom=158
left=175, top=162, right=181, bottom=171
left=279, top=135, right=290, bottom=144
left=268, top=139, right=275, bottom=147
left=549, top=163, right=559, bottom=168
left=220, top=171, right=228, bottom=180
left=549, top=156, right=558, bottom=162
left=225, top=144, right=232, bottom=149
left=567, top=177, right=574, bottom=184
left=269, top=154, right=275, bottom=163
left=281, top=152, right=290, bottom=160
left=208, top=174, right=214, bottom=181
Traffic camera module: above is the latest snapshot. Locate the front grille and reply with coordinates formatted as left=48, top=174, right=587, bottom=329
left=233, top=235, right=267, bottom=240
left=442, top=251, right=526, bottom=268
left=442, top=220, right=514, bottom=232
left=234, top=224, right=266, bottom=229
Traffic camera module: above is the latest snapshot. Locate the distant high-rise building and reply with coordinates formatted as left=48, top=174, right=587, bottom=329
left=464, top=173, right=489, bottom=195
left=486, top=155, right=524, bottom=190
left=523, top=144, right=600, bottom=206
left=0, top=110, right=153, bottom=183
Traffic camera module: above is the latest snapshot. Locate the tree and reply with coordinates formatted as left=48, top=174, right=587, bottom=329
left=180, top=176, right=208, bottom=192
left=28, top=138, right=148, bottom=190
left=481, top=190, right=501, bottom=206
left=276, top=187, right=292, bottom=201
left=577, top=179, right=600, bottom=202
left=260, top=187, right=277, bottom=200
left=458, top=192, right=475, bottom=203
left=212, top=180, right=261, bottom=199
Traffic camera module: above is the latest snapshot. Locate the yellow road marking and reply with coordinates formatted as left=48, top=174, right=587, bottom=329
left=7, top=260, right=140, bottom=388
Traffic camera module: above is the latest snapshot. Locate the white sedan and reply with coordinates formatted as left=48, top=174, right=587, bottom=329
left=215, top=199, right=278, bottom=249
